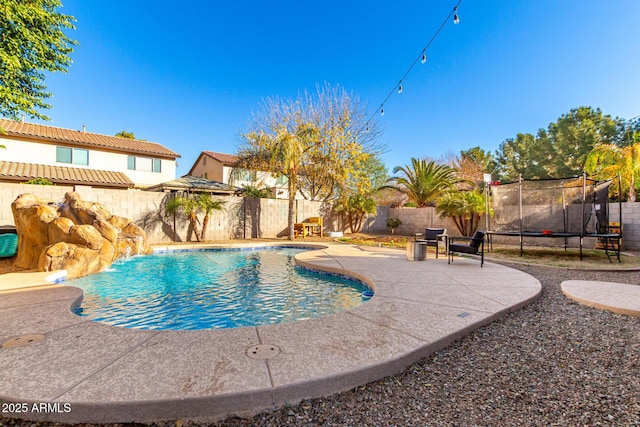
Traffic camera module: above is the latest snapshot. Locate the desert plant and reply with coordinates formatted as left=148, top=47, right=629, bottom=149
left=196, top=193, right=226, bottom=240
left=436, top=189, right=486, bottom=236
left=335, top=195, right=377, bottom=233
left=386, top=217, right=401, bottom=234
left=165, top=193, right=201, bottom=242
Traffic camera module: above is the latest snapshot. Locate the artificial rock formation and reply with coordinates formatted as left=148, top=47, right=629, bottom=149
left=11, top=192, right=151, bottom=279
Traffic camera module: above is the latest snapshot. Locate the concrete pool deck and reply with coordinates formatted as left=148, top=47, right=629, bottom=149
left=0, top=243, right=541, bottom=424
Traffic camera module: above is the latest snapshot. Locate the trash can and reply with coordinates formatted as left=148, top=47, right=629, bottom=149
left=406, top=240, right=427, bottom=261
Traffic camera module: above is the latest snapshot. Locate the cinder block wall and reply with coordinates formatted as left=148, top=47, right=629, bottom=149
left=2, top=182, right=639, bottom=249
left=610, top=203, right=640, bottom=251
left=0, top=183, right=333, bottom=244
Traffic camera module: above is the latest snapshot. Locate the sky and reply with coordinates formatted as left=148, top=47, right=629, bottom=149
left=30, top=0, right=640, bottom=177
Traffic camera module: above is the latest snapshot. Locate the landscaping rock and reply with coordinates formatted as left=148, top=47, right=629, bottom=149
left=11, top=192, right=151, bottom=278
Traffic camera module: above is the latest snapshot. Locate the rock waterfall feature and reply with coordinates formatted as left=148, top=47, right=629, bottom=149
left=11, top=192, right=151, bottom=279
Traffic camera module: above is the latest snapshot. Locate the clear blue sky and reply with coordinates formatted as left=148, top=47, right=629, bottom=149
left=35, top=0, right=640, bottom=177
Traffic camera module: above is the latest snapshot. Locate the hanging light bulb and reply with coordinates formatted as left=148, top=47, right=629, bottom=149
left=398, top=83, right=403, bottom=94
left=421, top=51, right=427, bottom=64
left=453, top=7, right=460, bottom=24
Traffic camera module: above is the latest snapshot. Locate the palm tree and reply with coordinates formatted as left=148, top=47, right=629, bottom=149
left=436, top=190, right=486, bottom=236
left=165, top=193, right=201, bottom=242
left=585, top=139, right=640, bottom=202
left=197, top=193, right=225, bottom=240
left=383, top=158, right=462, bottom=207
left=238, top=122, right=319, bottom=240
left=335, top=195, right=377, bottom=233
left=115, top=130, right=136, bottom=139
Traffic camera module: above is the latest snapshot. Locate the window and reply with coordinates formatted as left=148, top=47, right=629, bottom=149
left=74, top=149, right=89, bottom=165
left=204, top=172, right=208, bottom=179
left=57, top=147, right=89, bottom=165
left=56, top=147, right=72, bottom=164
left=276, top=175, right=287, bottom=185
left=127, top=155, right=162, bottom=173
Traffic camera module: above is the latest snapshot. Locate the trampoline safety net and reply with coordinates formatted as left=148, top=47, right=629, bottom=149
left=490, top=177, right=612, bottom=234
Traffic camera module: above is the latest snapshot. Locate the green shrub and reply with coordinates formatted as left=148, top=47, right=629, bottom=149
left=386, top=217, right=401, bottom=233
left=24, top=177, right=53, bottom=185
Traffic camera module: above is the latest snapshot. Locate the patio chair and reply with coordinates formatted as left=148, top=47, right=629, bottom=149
left=448, top=231, right=485, bottom=267
left=0, top=233, right=18, bottom=258
left=416, top=228, right=447, bottom=258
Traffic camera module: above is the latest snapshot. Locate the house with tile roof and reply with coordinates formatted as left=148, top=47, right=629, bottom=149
left=0, top=119, right=180, bottom=188
left=188, top=150, right=291, bottom=199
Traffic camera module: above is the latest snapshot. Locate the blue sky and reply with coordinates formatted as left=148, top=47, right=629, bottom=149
left=35, top=0, right=640, bottom=177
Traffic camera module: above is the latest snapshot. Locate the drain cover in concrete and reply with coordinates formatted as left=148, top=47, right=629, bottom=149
left=2, top=334, right=45, bottom=349
left=246, top=344, right=281, bottom=359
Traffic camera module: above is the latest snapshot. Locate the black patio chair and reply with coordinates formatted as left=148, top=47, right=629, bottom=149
left=416, top=228, right=447, bottom=258
left=447, top=230, right=485, bottom=267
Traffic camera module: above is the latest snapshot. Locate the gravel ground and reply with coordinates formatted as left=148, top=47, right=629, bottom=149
left=2, top=262, right=640, bottom=427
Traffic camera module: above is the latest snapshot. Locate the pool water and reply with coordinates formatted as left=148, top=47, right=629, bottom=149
left=70, top=247, right=373, bottom=330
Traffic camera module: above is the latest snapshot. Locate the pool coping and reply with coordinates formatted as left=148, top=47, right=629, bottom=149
left=0, top=242, right=542, bottom=423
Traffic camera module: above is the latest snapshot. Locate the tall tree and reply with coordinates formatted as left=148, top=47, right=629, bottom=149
left=0, top=0, right=77, bottom=122
left=495, top=107, right=621, bottom=181
left=547, top=107, right=620, bottom=177
left=297, top=84, right=384, bottom=201
left=495, top=131, right=553, bottom=181
left=238, top=121, right=319, bottom=240
left=237, top=84, right=384, bottom=238
left=383, top=158, right=462, bottom=207
left=451, top=146, right=497, bottom=189
left=585, top=134, right=640, bottom=202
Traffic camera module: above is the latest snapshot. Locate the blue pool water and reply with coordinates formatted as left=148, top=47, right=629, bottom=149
left=70, top=247, right=373, bottom=330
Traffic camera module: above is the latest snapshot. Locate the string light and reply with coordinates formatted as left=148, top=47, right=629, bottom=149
left=364, top=0, right=463, bottom=128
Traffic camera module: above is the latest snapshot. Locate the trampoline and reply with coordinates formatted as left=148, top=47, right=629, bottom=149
left=487, top=174, right=622, bottom=262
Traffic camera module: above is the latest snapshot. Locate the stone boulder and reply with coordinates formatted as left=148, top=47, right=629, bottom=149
left=11, top=192, right=151, bottom=279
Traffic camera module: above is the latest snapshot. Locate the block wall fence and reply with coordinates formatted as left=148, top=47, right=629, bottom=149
left=1, top=182, right=638, bottom=250
left=365, top=204, right=640, bottom=251
left=0, top=183, right=336, bottom=244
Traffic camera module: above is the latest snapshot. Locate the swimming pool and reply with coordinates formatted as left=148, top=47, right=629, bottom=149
left=70, top=247, right=373, bottom=330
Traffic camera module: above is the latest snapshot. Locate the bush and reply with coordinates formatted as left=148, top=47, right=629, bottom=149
left=242, top=186, right=273, bottom=198
left=24, top=177, right=53, bottom=185
left=386, top=217, right=401, bottom=232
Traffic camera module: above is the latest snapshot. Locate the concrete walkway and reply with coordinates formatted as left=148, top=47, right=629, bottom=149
left=0, top=243, right=541, bottom=424
left=561, top=280, right=640, bottom=317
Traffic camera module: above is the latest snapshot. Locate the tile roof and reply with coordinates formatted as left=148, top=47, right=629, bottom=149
left=202, top=151, right=239, bottom=165
left=0, top=119, right=180, bottom=159
left=0, top=161, right=134, bottom=188
left=146, top=174, right=237, bottom=194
